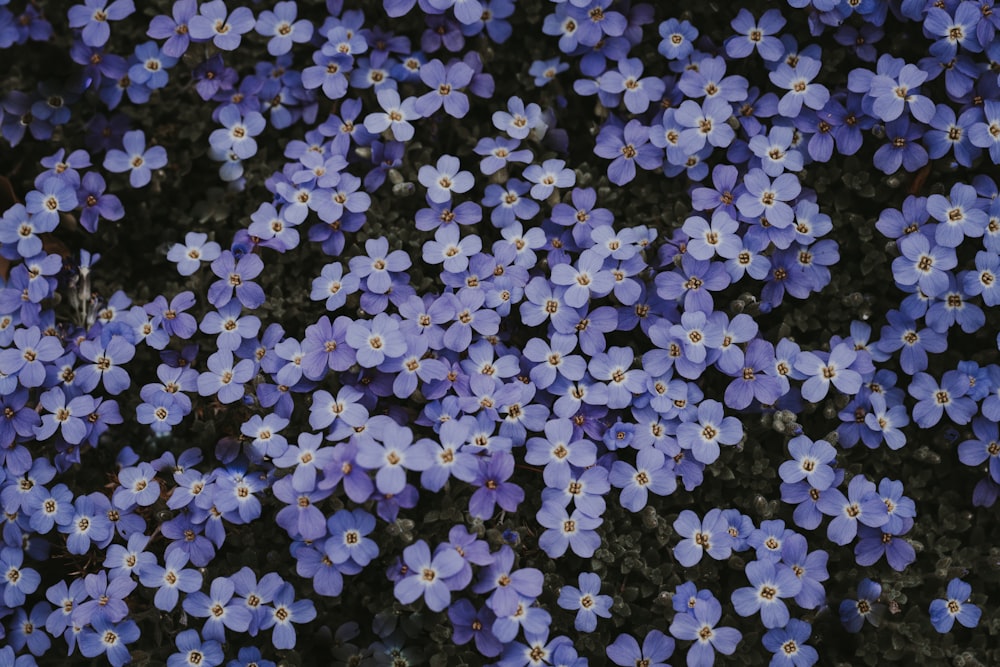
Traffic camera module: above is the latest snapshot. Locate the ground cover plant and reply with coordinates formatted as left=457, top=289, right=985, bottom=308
left=1, top=0, right=999, bottom=665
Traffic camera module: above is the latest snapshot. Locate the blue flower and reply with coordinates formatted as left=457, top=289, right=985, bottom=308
left=929, top=578, right=981, bottom=633
left=607, top=630, right=674, bottom=667
left=557, top=572, right=612, bottom=632
left=762, top=619, right=818, bottom=667
left=839, top=578, right=886, bottom=633
left=167, top=629, right=223, bottom=667
left=68, top=0, right=135, bottom=48
left=0, top=546, right=41, bottom=607
left=103, top=129, right=167, bottom=188
left=188, top=0, right=254, bottom=51
left=254, top=1, right=312, bottom=56
left=669, top=595, right=742, bottom=665
left=658, top=18, right=697, bottom=60
left=77, top=618, right=140, bottom=667
left=731, top=560, right=801, bottom=628
left=261, top=582, right=316, bottom=649
left=672, top=508, right=732, bottom=566
left=536, top=501, right=602, bottom=558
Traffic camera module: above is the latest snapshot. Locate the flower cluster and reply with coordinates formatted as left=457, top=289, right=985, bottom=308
left=0, top=0, right=997, bottom=665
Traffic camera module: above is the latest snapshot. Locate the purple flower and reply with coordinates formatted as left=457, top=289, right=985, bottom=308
left=673, top=508, right=732, bottom=566
left=0, top=204, right=57, bottom=257
left=927, top=182, right=987, bottom=248
left=855, top=521, right=916, bottom=571
left=866, top=62, right=935, bottom=123
left=182, top=576, right=252, bottom=642
left=929, top=578, right=981, bottom=633
left=750, top=126, right=803, bottom=176
left=731, top=560, right=802, bottom=628
left=481, top=179, right=538, bottom=228
left=77, top=171, right=124, bottom=232
left=76, top=335, right=135, bottom=394
left=129, top=41, right=177, bottom=90
left=9, top=601, right=52, bottom=656
left=891, top=233, right=957, bottom=298
left=449, top=599, right=502, bottom=657
left=355, top=418, right=434, bottom=494
left=550, top=250, right=614, bottom=308
left=469, top=451, right=524, bottom=519
left=254, top=1, right=312, bottom=56
left=529, top=57, right=569, bottom=86
left=723, top=339, right=783, bottom=409
left=609, top=447, right=676, bottom=512
left=874, top=116, right=930, bottom=174
left=167, top=629, right=223, bottom=667
left=167, top=232, right=222, bottom=276
left=959, top=418, right=1000, bottom=484
left=363, top=88, right=419, bottom=141
left=675, top=97, right=735, bottom=155
left=778, top=435, right=837, bottom=490
left=114, top=462, right=160, bottom=507
left=794, top=344, right=864, bottom=402
left=536, top=501, right=602, bottom=557
left=417, top=154, right=474, bottom=204
left=0, top=546, right=41, bottom=607
left=0, top=389, right=38, bottom=471
left=309, top=384, right=368, bottom=433
left=558, top=572, right=612, bottom=633
left=969, top=100, right=1000, bottom=162
left=839, top=578, right=886, bottom=632
left=74, top=570, right=135, bottom=626
left=260, top=582, right=315, bottom=649
left=607, top=630, right=674, bottom=667
left=35, top=387, right=95, bottom=445
left=196, top=350, right=255, bottom=404
left=769, top=56, right=829, bottom=118
left=345, top=312, right=407, bottom=368
left=416, top=59, right=474, bottom=117
left=188, top=0, right=254, bottom=50
left=924, top=104, right=983, bottom=167
left=421, top=223, right=481, bottom=273
left=598, top=58, right=665, bottom=114
left=394, top=540, right=464, bottom=612
left=209, top=106, right=265, bottom=160
left=656, top=255, right=731, bottom=314
left=78, top=618, right=139, bottom=667
left=147, top=0, right=197, bottom=57
left=762, top=619, right=818, bottom=667
left=726, top=8, right=786, bottom=61
left=736, top=168, right=801, bottom=229
left=818, top=474, right=889, bottom=545
left=474, top=136, right=533, bottom=177
left=492, top=96, right=542, bottom=139
left=658, top=18, right=697, bottom=60
left=523, top=159, right=575, bottom=200
left=676, top=399, right=742, bottom=465
left=0, top=326, right=63, bottom=388
left=473, top=545, right=543, bottom=617
left=325, top=508, right=379, bottom=568
left=908, top=370, right=976, bottom=427
left=669, top=596, right=742, bottom=664
left=26, top=177, right=78, bottom=229
left=924, top=3, right=982, bottom=57
left=781, top=533, right=829, bottom=610
left=68, top=0, right=135, bottom=48
left=523, top=334, right=586, bottom=390
left=317, top=441, right=374, bottom=502
left=208, top=250, right=265, bottom=309
left=103, top=129, right=167, bottom=188
left=594, top=119, right=661, bottom=186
